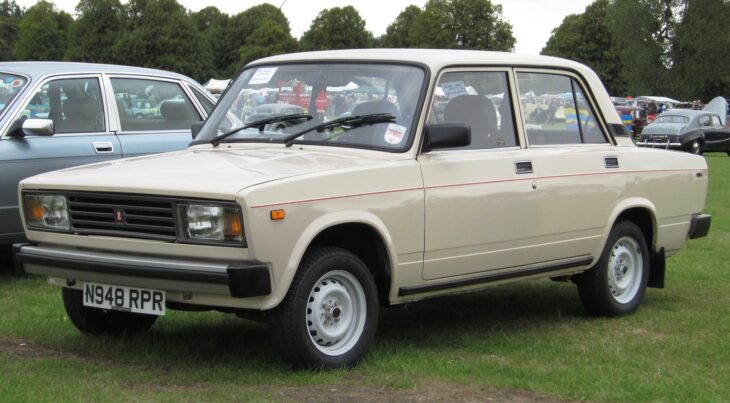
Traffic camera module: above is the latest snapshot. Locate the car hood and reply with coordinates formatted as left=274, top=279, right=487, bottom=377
left=641, top=123, right=685, bottom=136
left=20, top=146, right=389, bottom=200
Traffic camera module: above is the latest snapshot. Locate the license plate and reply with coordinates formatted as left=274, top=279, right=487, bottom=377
left=83, top=282, right=165, bottom=316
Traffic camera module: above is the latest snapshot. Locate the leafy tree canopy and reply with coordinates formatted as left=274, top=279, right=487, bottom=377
left=299, top=6, right=373, bottom=51
left=65, top=0, right=124, bottom=63
left=380, top=5, right=422, bottom=48
left=14, top=0, right=71, bottom=61
left=0, top=0, right=23, bottom=61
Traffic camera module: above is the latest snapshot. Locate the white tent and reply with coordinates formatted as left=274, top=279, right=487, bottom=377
left=203, top=79, right=231, bottom=94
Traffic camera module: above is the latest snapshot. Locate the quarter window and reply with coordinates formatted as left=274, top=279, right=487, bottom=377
left=189, top=86, right=215, bottom=115
left=110, top=78, right=201, bottom=132
left=20, top=77, right=105, bottom=134
left=516, top=72, right=607, bottom=145
left=430, top=71, right=517, bottom=150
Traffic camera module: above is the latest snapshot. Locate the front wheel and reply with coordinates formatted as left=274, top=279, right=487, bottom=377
left=577, top=221, right=649, bottom=316
left=271, top=247, right=379, bottom=369
left=62, top=288, right=157, bottom=334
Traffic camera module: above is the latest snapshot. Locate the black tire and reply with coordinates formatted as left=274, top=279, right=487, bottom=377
left=688, top=139, right=703, bottom=155
left=62, top=288, right=157, bottom=335
left=577, top=220, right=649, bottom=317
left=270, top=247, right=379, bottom=369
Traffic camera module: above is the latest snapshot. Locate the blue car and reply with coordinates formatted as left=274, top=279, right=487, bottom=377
left=0, top=62, right=216, bottom=253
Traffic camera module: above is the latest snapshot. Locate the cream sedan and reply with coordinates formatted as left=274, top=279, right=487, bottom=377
left=15, top=49, right=711, bottom=368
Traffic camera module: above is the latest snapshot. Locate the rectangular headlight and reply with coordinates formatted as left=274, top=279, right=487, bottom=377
left=178, top=203, right=244, bottom=245
left=23, top=194, right=70, bottom=231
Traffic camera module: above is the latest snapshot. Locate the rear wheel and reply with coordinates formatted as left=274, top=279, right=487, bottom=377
left=62, top=288, right=157, bottom=334
left=689, top=139, right=703, bottom=155
left=577, top=221, right=649, bottom=316
left=271, top=247, right=378, bottom=369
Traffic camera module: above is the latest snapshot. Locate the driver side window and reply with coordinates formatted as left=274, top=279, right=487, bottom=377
left=20, top=77, right=105, bottom=134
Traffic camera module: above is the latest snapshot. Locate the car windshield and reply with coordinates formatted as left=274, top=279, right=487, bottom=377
left=195, top=63, right=425, bottom=150
left=654, top=115, right=689, bottom=124
left=0, top=72, right=28, bottom=116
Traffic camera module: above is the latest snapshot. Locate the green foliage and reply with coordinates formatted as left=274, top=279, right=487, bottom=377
left=299, top=6, right=373, bottom=51
left=113, top=0, right=213, bottom=82
left=14, top=1, right=72, bottom=61
left=65, top=0, right=124, bottom=64
left=380, top=5, right=422, bottom=48
left=238, top=22, right=297, bottom=68
left=0, top=0, right=22, bottom=61
left=671, top=0, right=730, bottom=100
left=404, top=0, right=515, bottom=51
left=191, top=6, right=230, bottom=77
left=541, top=0, right=625, bottom=95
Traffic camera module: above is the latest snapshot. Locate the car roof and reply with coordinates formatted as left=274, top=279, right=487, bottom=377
left=0, top=61, right=195, bottom=82
left=659, top=109, right=714, bottom=119
left=250, top=48, right=590, bottom=73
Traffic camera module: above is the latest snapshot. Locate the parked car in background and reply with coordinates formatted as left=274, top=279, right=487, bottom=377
left=0, top=62, right=216, bottom=253
left=637, top=96, right=729, bottom=155
left=15, top=50, right=710, bottom=369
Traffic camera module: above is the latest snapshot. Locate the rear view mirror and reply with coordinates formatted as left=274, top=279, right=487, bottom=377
left=422, top=124, right=470, bottom=152
left=191, top=121, right=204, bottom=139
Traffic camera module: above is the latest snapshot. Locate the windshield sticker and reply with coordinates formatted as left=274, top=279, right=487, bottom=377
left=384, top=123, right=407, bottom=145
left=440, top=81, right=468, bottom=98
left=248, top=67, right=278, bottom=85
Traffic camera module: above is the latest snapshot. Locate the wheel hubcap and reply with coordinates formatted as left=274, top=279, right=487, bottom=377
left=607, top=236, right=643, bottom=304
left=306, top=270, right=367, bottom=356
left=691, top=141, right=701, bottom=154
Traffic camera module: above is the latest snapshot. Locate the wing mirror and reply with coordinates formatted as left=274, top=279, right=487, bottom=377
left=190, top=121, right=204, bottom=139
left=422, top=124, right=471, bottom=152
left=7, top=118, right=54, bottom=137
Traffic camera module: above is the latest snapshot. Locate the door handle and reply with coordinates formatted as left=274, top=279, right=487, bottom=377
left=93, top=141, right=114, bottom=154
left=604, top=156, right=619, bottom=168
left=515, top=160, right=533, bottom=174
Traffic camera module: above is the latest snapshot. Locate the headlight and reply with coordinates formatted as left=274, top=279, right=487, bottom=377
left=23, top=194, right=70, bottom=231
left=178, top=203, right=244, bottom=245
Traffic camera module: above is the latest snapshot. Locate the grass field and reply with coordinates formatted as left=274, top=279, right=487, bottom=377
left=1, top=155, right=728, bottom=402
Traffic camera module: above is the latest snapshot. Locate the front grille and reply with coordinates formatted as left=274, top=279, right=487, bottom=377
left=67, top=193, right=177, bottom=241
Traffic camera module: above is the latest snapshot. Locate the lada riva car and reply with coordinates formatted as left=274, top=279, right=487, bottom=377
left=14, top=50, right=711, bottom=368
left=0, top=62, right=216, bottom=254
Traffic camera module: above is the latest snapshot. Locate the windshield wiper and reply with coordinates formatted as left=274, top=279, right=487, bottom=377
left=210, top=113, right=312, bottom=147
left=282, top=113, right=396, bottom=147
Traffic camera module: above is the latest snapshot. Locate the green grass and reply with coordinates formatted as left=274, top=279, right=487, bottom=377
left=2, top=154, right=730, bottom=401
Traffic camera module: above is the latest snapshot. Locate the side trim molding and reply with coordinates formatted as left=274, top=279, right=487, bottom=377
left=398, top=257, right=593, bottom=296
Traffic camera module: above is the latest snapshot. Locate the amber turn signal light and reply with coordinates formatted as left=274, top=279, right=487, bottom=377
left=270, top=209, right=286, bottom=220
left=224, top=210, right=243, bottom=239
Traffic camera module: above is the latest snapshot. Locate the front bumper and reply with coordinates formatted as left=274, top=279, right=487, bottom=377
left=13, top=244, right=271, bottom=298
left=636, top=139, right=683, bottom=149
left=688, top=213, right=712, bottom=239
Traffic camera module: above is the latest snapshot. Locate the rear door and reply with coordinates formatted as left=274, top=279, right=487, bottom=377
left=0, top=75, right=120, bottom=242
left=105, top=76, right=206, bottom=158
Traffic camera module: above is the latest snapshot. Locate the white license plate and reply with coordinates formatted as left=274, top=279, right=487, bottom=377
left=83, top=282, right=165, bottom=316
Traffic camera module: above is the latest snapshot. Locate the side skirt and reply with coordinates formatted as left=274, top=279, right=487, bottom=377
left=398, top=257, right=593, bottom=297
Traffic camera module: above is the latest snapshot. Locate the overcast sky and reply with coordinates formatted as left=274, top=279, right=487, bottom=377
left=16, top=0, right=593, bottom=55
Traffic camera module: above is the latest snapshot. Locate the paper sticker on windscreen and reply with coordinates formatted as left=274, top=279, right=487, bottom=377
left=249, top=67, right=278, bottom=85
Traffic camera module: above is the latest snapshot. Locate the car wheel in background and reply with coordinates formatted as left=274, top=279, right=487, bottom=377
left=689, top=140, right=703, bottom=155
left=271, top=247, right=379, bottom=369
left=577, top=220, right=649, bottom=316
left=62, top=288, right=157, bottom=334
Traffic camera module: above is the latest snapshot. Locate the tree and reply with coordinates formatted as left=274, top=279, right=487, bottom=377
left=0, top=0, right=23, bottom=60
left=192, top=6, right=230, bottom=77
left=380, top=5, right=422, bottom=48
left=65, top=0, right=125, bottom=64
left=299, top=6, right=373, bottom=51
left=542, top=0, right=625, bottom=95
left=14, top=1, right=72, bottom=61
left=406, top=0, right=515, bottom=51
left=238, top=22, right=297, bottom=67
left=113, top=0, right=213, bottom=82
left=671, top=0, right=730, bottom=100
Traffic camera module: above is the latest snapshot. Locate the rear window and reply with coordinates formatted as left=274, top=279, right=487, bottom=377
left=655, top=115, right=689, bottom=124
left=0, top=72, right=28, bottom=116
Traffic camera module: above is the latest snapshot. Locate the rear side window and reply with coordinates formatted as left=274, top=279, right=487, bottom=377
left=430, top=71, right=518, bottom=150
left=516, top=72, right=607, bottom=145
left=110, top=78, right=201, bottom=132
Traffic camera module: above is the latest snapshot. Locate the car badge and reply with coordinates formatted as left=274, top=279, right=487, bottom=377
left=114, top=210, right=124, bottom=224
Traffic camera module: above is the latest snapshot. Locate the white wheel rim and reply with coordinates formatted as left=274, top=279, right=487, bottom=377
left=691, top=141, right=701, bottom=154
left=306, top=270, right=367, bottom=356
left=607, top=236, right=643, bottom=304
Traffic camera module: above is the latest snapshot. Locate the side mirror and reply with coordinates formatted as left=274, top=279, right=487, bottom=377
left=191, top=121, right=204, bottom=139
left=7, top=118, right=54, bottom=137
left=422, top=124, right=470, bottom=152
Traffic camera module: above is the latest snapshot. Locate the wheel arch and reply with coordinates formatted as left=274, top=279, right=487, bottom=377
left=282, top=211, right=396, bottom=307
